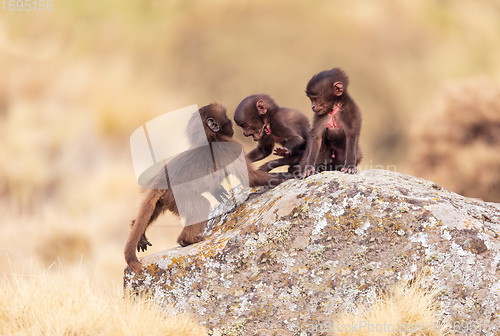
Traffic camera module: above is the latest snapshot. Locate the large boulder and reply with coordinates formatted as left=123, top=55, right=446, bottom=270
left=124, top=170, right=500, bottom=335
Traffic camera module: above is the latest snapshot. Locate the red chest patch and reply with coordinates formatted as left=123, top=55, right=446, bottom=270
left=326, top=106, right=341, bottom=129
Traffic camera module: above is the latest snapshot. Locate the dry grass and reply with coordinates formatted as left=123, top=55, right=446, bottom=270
left=334, top=280, right=450, bottom=336
left=0, top=268, right=206, bottom=336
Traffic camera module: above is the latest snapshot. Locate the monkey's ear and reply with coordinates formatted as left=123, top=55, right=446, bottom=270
left=206, top=117, right=220, bottom=133
left=333, top=82, right=344, bottom=96
left=256, top=100, right=267, bottom=115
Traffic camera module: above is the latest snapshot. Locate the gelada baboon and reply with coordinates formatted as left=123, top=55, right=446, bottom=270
left=124, top=103, right=283, bottom=274
left=301, top=68, right=362, bottom=177
left=234, top=94, right=310, bottom=173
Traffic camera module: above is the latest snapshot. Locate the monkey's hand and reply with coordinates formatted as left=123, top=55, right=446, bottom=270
left=211, top=185, right=229, bottom=203
left=341, top=165, right=358, bottom=174
left=273, top=147, right=290, bottom=157
left=137, top=233, right=152, bottom=252
left=302, top=166, right=316, bottom=179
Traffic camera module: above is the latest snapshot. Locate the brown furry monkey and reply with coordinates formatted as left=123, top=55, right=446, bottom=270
left=124, top=103, right=283, bottom=274
left=234, top=94, right=310, bottom=173
left=301, top=68, right=362, bottom=177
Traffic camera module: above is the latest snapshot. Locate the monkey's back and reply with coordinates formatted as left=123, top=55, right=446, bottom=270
left=166, top=140, right=247, bottom=190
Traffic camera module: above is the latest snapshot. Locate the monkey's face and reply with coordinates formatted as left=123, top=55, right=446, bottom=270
left=307, top=94, right=332, bottom=115
left=236, top=115, right=267, bottom=141
left=219, top=114, right=234, bottom=137
left=306, top=82, right=334, bottom=115
left=238, top=122, right=265, bottom=141
left=306, top=77, right=343, bottom=115
left=202, top=104, right=234, bottom=140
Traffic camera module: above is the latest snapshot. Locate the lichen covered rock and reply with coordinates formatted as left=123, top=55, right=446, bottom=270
left=124, top=170, right=500, bottom=335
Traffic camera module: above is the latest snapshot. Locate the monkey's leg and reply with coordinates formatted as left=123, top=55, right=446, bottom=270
left=258, top=156, right=301, bottom=172
left=355, top=145, right=363, bottom=166
left=177, top=221, right=207, bottom=247
left=176, top=195, right=211, bottom=247
left=316, top=147, right=345, bottom=172
left=341, top=135, right=358, bottom=174
left=314, top=148, right=334, bottom=172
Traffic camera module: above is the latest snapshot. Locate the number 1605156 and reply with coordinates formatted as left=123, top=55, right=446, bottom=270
left=2, top=0, right=54, bottom=11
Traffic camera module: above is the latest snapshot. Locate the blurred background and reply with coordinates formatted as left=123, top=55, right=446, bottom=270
left=1, top=0, right=500, bottom=282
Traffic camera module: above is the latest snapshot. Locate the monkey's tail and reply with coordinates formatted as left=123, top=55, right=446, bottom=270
left=124, top=189, right=164, bottom=274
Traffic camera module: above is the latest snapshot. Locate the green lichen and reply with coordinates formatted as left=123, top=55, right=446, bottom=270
left=222, top=318, right=247, bottom=336
left=350, top=247, right=368, bottom=264
left=393, top=253, right=409, bottom=266
left=425, top=252, right=439, bottom=263
left=308, top=245, right=325, bottom=261
left=271, top=221, right=292, bottom=245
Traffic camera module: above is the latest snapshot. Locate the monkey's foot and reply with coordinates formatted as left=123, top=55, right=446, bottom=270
left=302, top=166, right=316, bottom=179
left=177, top=235, right=205, bottom=247
left=137, top=235, right=152, bottom=252
left=341, top=166, right=358, bottom=174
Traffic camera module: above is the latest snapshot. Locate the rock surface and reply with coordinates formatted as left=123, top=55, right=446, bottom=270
left=124, top=169, right=500, bottom=335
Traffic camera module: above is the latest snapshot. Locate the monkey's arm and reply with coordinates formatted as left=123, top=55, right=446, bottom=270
left=247, top=137, right=274, bottom=162
left=124, top=189, right=164, bottom=274
left=272, top=122, right=306, bottom=157
left=301, top=132, right=323, bottom=178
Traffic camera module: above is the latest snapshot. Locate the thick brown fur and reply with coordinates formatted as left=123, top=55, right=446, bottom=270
left=234, top=94, right=310, bottom=173
left=301, top=68, right=362, bottom=177
left=124, top=103, right=281, bottom=274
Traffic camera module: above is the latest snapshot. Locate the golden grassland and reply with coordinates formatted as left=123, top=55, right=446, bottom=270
left=1, top=0, right=499, bottom=334
left=0, top=268, right=207, bottom=335
left=336, top=280, right=450, bottom=336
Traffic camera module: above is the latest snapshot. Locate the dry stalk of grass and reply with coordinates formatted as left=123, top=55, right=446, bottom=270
left=333, top=279, right=450, bottom=336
